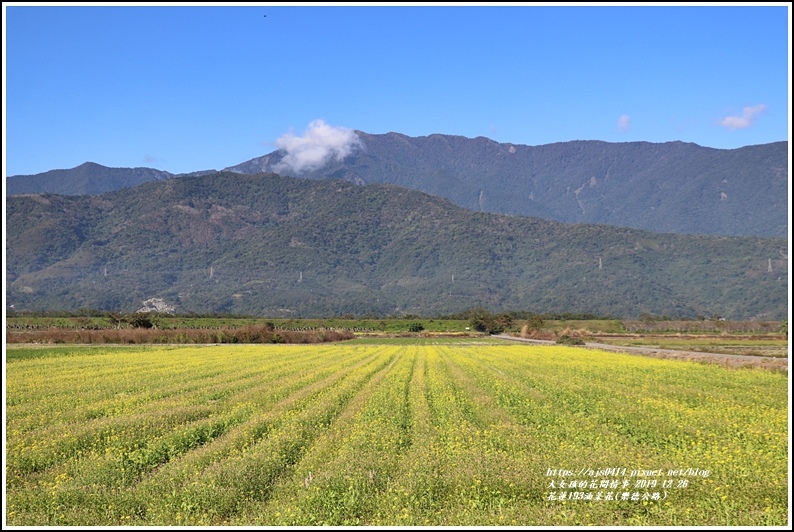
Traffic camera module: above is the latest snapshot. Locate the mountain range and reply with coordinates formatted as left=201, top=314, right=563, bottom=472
left=6, top=171, right=788, bottom=319
left=6, top=162, right=216, bottom=197
left=7, top=133, right=789, bottom=238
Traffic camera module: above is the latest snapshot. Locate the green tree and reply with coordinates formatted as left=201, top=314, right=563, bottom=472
left=494, top=313, right=513, bottom=331
left=525, top=314, right=545, bottom=332
left=106, top=312, right=126, bottom=329
left=467, top=307, right=505, bottom=334
left=127, top=313, right=155, bottom=329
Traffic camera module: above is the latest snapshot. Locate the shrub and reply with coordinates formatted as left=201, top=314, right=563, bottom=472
left=407, top=322, right=425, bottom=333
left=525, top=314, right=545, bottom=332
left=556, top=334, right=585, bottom=346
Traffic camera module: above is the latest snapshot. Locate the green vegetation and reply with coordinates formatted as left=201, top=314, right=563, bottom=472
left=13, top=138, right=786, bottom=240
left=266, top=133, right=789, bottom=238
left=466, top=307, right=512, bottom=335
left=555, top=335, right=586, bottom=346
left=5, top=345, right=160, bottom=361
left=543, top=319, right=622, bottom=333
left=6, top=314, right=473, bottom=333
left=7, top=314, right=787, bottom=345
left=6, top=161, right=174, bottom=196
left=5, top=320, right=355, bottom=345
left=6, top=343, right=787, bottom=526
left=6, top=172, right=787, bottom=319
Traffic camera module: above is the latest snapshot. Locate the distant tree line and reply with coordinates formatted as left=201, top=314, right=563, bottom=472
left=433, top=309, right=617, bottom=321
left=6, top=307, right=617, bottom=321
left=9, top=308, right=782, bottom=332
left=6, top=308, right=261, bottom=320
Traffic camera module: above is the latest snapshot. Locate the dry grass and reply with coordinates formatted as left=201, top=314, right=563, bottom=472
left=520, top=326, right=591, bottom=341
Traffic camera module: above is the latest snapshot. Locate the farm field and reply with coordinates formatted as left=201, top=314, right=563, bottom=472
left=5, top=340, right=788, bottom=526
left=7, top=316, right=784, bottom=336
left=5, top=316, right=473, bottom=333
left=587, top=336, right=789, bottom=359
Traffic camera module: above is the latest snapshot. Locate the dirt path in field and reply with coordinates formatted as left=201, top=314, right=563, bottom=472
left=492, top=334, right=788, bottom=371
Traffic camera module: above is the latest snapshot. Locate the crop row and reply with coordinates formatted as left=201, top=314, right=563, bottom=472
left=5, top=343, right=787, bottom=526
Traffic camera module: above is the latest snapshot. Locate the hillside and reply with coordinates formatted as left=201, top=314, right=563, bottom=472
left=227, top=133, right=789, bottom=238
left=7, top=134, right=787, bottom=238
left=6, top=172, right=788, bottom=319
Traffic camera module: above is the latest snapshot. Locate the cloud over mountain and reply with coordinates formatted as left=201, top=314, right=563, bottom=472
left=272, top=119, right=362, bottom=174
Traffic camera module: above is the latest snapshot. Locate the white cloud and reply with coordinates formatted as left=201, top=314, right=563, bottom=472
left=272, top=119, right=362, bottom=174
left=617, top=114, right=631, bottom=132
left=719, top=104, right=767, bottom=131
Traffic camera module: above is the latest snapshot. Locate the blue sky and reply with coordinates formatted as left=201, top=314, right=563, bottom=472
left=3, top=3, right=791, bottom=176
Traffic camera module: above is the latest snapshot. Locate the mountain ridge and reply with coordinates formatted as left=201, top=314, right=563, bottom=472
left=6, top=132, right=788, bottom=238
left=6, top=171, right=788, bottom=319
left=6, top=162, right=217, bottom=196
left=230, top=132, right=788, bottom=238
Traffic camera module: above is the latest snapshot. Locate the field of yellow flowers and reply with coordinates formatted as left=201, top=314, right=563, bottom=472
left=5, top=341, right=788, bottom=526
